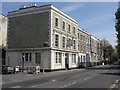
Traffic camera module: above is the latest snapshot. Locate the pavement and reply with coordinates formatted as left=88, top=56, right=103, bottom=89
left=1, top=64, right=120, bottom=89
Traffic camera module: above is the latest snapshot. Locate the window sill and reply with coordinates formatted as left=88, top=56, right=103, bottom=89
left=55, top=63, right=62, bottom=65
left=72, top=63, right=76, bottom=65
left=55, top=26, right=59, bottom=29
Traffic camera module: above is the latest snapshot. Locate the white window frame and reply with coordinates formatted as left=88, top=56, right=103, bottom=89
left=55, top=52, right=62, bottom=64
left=72, top=54, right=76, bottom=64
left=78, top=33, right=80, bottom=40
left=35, top=52, right=41, bottom=64
left=55, top=16, right=59, bottom=28
left=68, top=24, right=71, bottom=33
left=73, top=26, right=76, bottom=34
left=62, top=36, right=66, bottom=48
left=73, top=39, right=76, bottom=49
left=62, top=21, right=65, bottom=30
left=22, top=53, right=32, bottom=62
left=55, top=34, right=59, bottom=47
left=67, top=37, right=72, bottom=49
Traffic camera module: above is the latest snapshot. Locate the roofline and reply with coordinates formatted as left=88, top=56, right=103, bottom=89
left=8, top=4, right=78, bottom=24
left=78, top=28, right=101, bottom=41
left=51, top=5, right=78, bottom=24
left=0, top=14, right=7, bottom=17
left=78, top=28, right=90, bottom=36
left=8, top=4, right=52, bottom=13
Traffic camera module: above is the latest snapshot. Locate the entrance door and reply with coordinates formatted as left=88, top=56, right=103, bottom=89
left=65, top=53, right=69, bottom=69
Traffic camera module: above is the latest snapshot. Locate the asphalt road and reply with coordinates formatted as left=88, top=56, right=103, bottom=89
left=2, top=64, right=120, bottom=89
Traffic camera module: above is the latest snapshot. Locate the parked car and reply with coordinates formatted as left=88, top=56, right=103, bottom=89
left=2, top=65, right=15, bottom=74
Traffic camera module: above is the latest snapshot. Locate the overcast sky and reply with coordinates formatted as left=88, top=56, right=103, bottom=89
left=2, top=2, right=118, bottom=46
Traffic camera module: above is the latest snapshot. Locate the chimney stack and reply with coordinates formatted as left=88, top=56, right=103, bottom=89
left=30, top=3, right=37, bottom=7
left=19, top=5, right=26, bottom=10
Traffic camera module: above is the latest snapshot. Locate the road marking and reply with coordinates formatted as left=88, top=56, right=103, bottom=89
left=9, top=85, right=22, bottom=88
left=108, top=78, right=120, bottom=89
left=52, top=79, right=56, bottom=82
left=71, top=82, right=77, bottom=84
left=31, top=82, right=50, bottom=87
left=27, top=75, right=31, bottom=76
left=84, top=76, right=94, bottom=80
left=91, top=74, right=99, bottom=76
left=60, top=82, right=77, bottom=88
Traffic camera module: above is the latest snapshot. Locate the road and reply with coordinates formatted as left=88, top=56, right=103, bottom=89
left=2, top=64, right=120, bottom=89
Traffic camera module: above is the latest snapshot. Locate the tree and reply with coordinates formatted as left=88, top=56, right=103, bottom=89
left=115, top=6, right=120, bottom=59
left=101, top=39, right=110, bottom=60
left=101, top=39, right=118, bottom=64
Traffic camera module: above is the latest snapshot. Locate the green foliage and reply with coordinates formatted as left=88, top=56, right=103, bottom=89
left=115, top=8, right=120, bottom=59
left=102, top=44, right=118, bottom=64
left=110, top=53, right=118, bottom=63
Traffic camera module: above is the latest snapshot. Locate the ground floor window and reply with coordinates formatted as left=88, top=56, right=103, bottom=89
left=55, top=52, right=62, bottom=63
left=72, top=54, right=76, bottom=63
left=35, top=53, right=41, bottom=64
left=22, top=53, right=32, bottom=62
left=83, top=56, right=86, bottom=62
left=81, top=55, right=82, bottom=62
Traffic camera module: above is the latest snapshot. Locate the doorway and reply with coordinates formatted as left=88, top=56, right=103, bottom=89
left=65, top=53, right=69, bottom=69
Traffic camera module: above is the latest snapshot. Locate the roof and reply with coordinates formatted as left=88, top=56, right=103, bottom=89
left=8, top=4, right=78, bottom=24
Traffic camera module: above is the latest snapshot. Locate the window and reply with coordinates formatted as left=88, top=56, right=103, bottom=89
left=67, top=38, right=72, bottom=49
left=55, top=52, right=62, bottom=63
left=55, top=34, right=59, bottom=47
left=78, top=44, right=80, bottom=51
left=72, top=54, right=76, bottom=63
left=83, top=45, right=85, bottom=52
left=25, top=53, right=28, bottom=61
left=84, top=45, right=86, bottom=52
left=83, top=56, right=85, bottom=62
left=62, top=37, right=65, bottom=48
left=29, top=53, right=32, bottom=61
left=81, top=55, right=82, bottom=62
left=78, top=33, right=80, bottom=39
left=73, top=40, right=76, bottom=49
left=81, top=35, right=83, bottom=40
left=22, top=53, right=32, bottom=62
left=55, top=18, right=58, bottom=27
left=35, top=53, right=41, bottom=64
left=83, top=36, right=85, bottom=41
left=62, top=21, right=65, bottom=30
left=73, top=27, right=75, bottom=34
left=81, top=45, right=82, bottom=51
left=86, top=38, right=88, bottom=42
left=68, top=24, right=70, bottom=32
left=87, top=38, right=89, bottom=43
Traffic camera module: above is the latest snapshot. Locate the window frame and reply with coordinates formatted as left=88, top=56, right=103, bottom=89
left=35, top=52, right=41, bottom=64
left=72, top=54, right=76, bottom=64
left=62, top=36, right=65, bottom=48
left=55, top=17, right=59, bottom=28
left=55, top=52, right=62, bottom=64
left=62, top=21, right=65, bottom=30
left=73, top=27, right=76, bottom=34
left=22, top=53, right=32, bottom=62
left=68, top=24, right=71, bottom=33
left=55, top=34, right=59, bottom=47
left=73, top=40, right=76, bottom=49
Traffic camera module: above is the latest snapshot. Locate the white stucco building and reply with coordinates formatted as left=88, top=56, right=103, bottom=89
left=6, top=4, right=103, bottom=71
